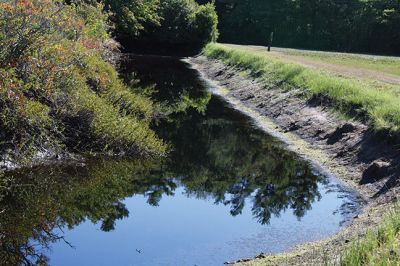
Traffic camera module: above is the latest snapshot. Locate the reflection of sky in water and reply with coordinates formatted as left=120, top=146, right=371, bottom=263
left=49, top=183, right=358, bottom=266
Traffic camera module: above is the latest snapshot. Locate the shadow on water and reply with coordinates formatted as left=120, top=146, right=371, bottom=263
left=0, top=55, right=365, bottom=265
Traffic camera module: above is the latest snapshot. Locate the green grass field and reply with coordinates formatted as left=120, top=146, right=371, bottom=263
left=225, top=44, right=400, bottom=77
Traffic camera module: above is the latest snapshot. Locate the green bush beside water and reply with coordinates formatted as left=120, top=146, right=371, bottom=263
left=204, top=43, right=400, bottom=133
left=0, top=0, right=166, bottom=161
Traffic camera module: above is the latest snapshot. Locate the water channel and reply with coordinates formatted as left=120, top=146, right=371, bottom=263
left=0, top=55, right=364, bottom=266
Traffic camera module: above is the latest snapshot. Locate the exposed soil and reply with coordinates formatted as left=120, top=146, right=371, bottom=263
left=188, top=55, right=400, bottom=265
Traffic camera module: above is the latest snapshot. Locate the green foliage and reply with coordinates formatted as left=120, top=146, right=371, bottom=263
left=193, top=3, right=219, bottom=44
left=212, top=0, right=400, bottom=54
left=143, top=0, right=219, bottom=46
left=24, top=100, right=51, bottom=127
left=102, top=0, right=161, bottom=37
left=204, top=43, right=400, bottom=133
left=156, top=0, right=198, bottom=43
left=0, top=0, right=166, bottom=162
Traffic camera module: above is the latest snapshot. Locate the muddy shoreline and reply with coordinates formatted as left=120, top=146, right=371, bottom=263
left=188, top=55, right=400, bottom=265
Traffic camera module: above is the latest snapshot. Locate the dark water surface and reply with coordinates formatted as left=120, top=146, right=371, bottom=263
left=0, top=55, right=364, bottom=265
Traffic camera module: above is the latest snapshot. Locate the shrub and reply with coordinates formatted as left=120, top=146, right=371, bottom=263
left=143, top=0, right=219, bottom=47
left=192, top=3, right=219, bottom=44
left=0, top=0, right=166, bottom=162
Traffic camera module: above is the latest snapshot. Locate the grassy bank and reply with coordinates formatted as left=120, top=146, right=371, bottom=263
left=203, top=43, right=400, bottom=134
left=340, top=206, right=400, bottom=265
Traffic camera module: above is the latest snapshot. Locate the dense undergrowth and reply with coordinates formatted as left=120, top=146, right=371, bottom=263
left=204, top=43, right=400, bottom=134
left=0, top=0, right=167, bottom=165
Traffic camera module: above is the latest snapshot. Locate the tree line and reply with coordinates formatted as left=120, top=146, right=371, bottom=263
left=204, top=0, right=400, bottom=54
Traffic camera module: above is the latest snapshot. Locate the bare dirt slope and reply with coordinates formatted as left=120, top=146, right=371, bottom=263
left=190, top=56, right=400, bottom=201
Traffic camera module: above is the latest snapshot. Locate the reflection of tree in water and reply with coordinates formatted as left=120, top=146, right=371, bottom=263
left=0, top=160, right=175, bottom=265
left=162, top=102, right=325, bottom=225
left=122, top=55, right=212, bottom=117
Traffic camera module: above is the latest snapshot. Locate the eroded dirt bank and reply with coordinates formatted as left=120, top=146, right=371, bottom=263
left=188, top=56, right=400, bottom=265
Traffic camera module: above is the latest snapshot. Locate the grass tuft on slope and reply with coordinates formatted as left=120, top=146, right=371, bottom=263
left=340, top=207, right=400, bottom=266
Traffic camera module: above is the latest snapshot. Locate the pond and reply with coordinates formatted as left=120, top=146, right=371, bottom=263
left=0, top=55, right=364, bottom=265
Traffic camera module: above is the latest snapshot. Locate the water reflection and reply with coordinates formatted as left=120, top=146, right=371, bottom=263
left=161, top=99, right=325, bottom=224
left=121, top=55, right=212, bottom=116
left=0, top=55, right=363, bottom=265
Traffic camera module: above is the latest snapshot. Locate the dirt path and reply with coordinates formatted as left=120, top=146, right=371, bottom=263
left=225, top=44, right=400, bottom=85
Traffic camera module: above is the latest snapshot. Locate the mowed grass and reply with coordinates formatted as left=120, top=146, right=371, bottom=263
left=340, top=207, right=400, bottom=266
left=277, top=48, right=400, bottom=77
left=225, top=44, right=400, bottom=77
left=204, top=43, right=400, bottom=133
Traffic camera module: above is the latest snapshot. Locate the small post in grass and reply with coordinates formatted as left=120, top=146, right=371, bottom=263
left=268, top=31, right=274, bottom=52
left=211, top=28, right=216, bottom=43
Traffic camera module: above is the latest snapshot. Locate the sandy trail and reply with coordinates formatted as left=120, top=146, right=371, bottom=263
left=224, top=44, right=400, bottom=85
